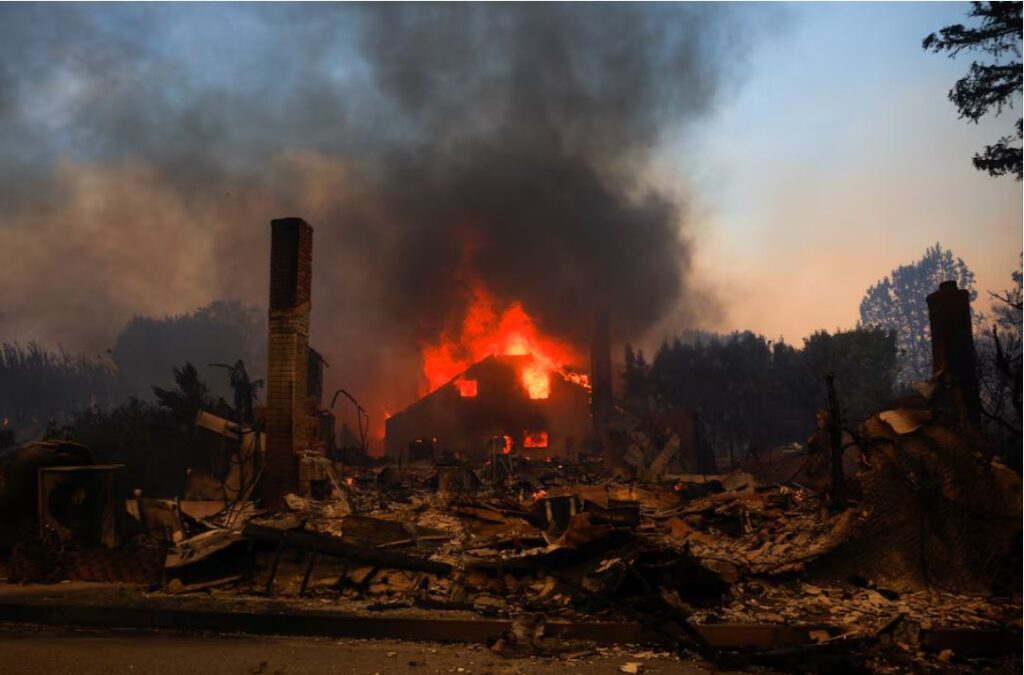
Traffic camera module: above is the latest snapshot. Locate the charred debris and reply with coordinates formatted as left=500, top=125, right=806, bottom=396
left=1, top=218, right=1020, bottom=672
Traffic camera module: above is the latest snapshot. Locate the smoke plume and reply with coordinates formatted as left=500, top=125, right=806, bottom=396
left=0, top=4, right=753, bottom=424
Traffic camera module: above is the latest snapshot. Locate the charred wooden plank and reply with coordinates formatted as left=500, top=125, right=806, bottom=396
left=242, top=523, right=452, bottom=577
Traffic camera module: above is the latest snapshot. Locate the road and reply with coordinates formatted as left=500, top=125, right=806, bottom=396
left=0, top=625, right=718, bottom=675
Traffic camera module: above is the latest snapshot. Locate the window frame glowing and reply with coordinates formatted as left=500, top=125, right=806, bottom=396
left=455, top=378, right=478, bottom=398
left=522, top=430, right=549, bottom=448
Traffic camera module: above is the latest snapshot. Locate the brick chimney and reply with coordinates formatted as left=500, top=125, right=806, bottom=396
left=261, top=217, right=313, bottom=506
left=927, top=280, right=980, bottom=426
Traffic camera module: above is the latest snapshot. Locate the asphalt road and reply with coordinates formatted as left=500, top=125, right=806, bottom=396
left=0, top=625, right=719, bottom=675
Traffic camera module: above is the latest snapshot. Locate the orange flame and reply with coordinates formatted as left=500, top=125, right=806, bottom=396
left=523, top=431, right=549, bottom=448
left=421, top=284, right=583, bottom=398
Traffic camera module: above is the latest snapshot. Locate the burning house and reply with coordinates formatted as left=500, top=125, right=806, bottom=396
left=384, top=292, right=717, bottom=473
left=385, top=353, right=591, bottom=461
left=384, top=282, right=599, bottom=462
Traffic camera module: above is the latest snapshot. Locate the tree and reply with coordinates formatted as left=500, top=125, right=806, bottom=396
left=801, top=327, right=897, bottom=423
left=977, top=257, right=1022, bottom=463
left=924, top=2, right=1023, bottom=180
left=859, top=244, right=977, bottom=385
left=0, top=342, right=117, bottom=428
left=111, top=300, right=266, bottom=403
left=624, top=328, right=896, bottom=465
left=152, top=362, right=212, bottom=423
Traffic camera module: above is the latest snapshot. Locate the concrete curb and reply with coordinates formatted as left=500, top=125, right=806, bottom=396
left=0, top=601, right=660, bottom=644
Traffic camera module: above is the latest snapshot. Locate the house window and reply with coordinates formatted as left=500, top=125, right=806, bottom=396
left=455, top=378, right=478, bottom=397
left=523, top=431, right=549, bottom=448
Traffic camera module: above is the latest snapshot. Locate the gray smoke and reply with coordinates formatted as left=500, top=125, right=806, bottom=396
left=0, top=4, right=757, bottom=425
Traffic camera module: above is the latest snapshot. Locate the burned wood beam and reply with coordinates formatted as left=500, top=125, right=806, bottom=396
left=242, top=523, right=452, bottom=577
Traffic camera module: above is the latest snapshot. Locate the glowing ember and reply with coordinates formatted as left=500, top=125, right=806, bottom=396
left=420, top=283, right=582, bottom=398
left=532, top=489, right=547, bottom=501
left=502, top=434, right=513, bottom=454
left=523, top=431, right=549, bottom=448
left=455, top=377, right=478, bottom=397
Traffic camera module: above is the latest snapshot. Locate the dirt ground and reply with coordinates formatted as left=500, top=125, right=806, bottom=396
left=0, top=624, right=726, bottom=675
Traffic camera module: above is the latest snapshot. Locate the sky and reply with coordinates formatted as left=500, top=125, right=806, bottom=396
left=662, top=2, right=1022, bottom=348
left=0, top=1, right=1020, bottom=369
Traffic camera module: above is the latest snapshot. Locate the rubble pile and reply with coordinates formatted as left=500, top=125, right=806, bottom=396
left=694, top=580, right=1017, bottom=635
left=3, top=405, right=1020, bottom=671
left=90, top=409, right=1015, bottom=669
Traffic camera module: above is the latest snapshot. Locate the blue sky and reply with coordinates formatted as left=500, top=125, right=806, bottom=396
left=655, top=2, right=1022, bottom=345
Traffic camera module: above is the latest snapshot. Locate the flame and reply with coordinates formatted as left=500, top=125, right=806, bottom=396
left=421, top=283, right=584, bottom=398
left=502, top=434, right=513, bottom=454
left=523, top=431, right=549, bottom=448
left=521, top=362, right=549, bottom=399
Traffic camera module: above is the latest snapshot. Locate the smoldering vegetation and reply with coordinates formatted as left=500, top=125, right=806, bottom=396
left=0, top=4, right=759, bottom=422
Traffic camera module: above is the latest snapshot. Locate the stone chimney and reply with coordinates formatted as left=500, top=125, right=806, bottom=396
left=261, top=217, right=313, bottom=506
left=927, top=280, right=980, bottom=426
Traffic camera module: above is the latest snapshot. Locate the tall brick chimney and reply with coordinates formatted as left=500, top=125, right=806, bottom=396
left=927, top=280, right=980, bottom=426
left=261, top=217, right=313, bottom=506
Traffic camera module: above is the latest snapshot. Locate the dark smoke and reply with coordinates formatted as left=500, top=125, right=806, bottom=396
left=0, top=4, right=757, bottom=427
left=360, top=4, right=728, bottom=341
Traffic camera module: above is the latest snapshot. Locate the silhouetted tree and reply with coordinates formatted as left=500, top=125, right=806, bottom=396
left=801, top=328, right=897, bottom=423
left=112, top=300, right=265, bottom=402
left=859, top=244, right=977, bottom=385
left=924, top=2, right=1022, bottom=180
left=0, top=342, right=118, bottom=431
left=209, top=359, right=263, bottom=423
left=977, top=257, right=1022, bottom=463
left=152, top=362, right=212, bottom=423
left=1, top=301, right=264, bottom=441
left=627, top=328, right=896, bottom=462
